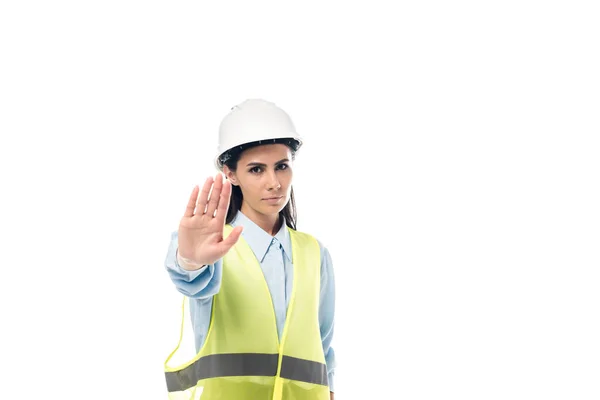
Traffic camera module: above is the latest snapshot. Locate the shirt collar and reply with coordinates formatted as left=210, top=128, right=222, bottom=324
left=230, top=211, right=292, bottom=263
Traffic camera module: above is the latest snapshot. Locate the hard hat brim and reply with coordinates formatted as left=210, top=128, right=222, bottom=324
left=214, top=137, right=302, bottom=171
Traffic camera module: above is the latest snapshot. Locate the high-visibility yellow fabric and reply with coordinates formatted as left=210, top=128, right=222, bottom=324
left=165, top=224, right=329, bottom=400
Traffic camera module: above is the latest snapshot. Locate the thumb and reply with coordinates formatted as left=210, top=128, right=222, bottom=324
left=221, top=225, right=243, bottom=249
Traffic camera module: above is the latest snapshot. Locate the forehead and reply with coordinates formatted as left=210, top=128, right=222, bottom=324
left=239, top=143, right=291, bottom=161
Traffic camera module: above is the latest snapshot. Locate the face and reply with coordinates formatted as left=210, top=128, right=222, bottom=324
left=224, top=143, right=293, bottom=220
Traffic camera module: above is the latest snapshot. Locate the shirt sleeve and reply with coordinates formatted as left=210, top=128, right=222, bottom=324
left=164, top=231, right=223, bottom=299
left=317, top=240, right=337, bottom=393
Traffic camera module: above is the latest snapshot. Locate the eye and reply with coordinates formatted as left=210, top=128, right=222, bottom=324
left=249, top=166, right=262, bottom=174
left=277, top=163, right=289, bottom=170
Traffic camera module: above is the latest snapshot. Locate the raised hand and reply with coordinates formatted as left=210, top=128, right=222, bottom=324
left=177, top=173, right=243, bottom=269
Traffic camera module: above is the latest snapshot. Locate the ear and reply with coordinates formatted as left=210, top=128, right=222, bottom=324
left=222, top=166, right=239, bottom=186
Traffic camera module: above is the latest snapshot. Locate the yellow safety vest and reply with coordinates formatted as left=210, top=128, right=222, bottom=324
left=164, top=224, right=330, bottom=400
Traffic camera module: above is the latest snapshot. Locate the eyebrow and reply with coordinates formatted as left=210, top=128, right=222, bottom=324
left=246, top=158, right=290, bottom=167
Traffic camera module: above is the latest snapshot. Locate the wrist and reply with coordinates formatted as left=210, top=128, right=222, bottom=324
left=176, top=250, right=206, bottom=271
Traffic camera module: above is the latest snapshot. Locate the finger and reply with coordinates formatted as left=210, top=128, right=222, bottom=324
left=220, top=225, right=243, bottom=250
left=205, top=173, right=223, bottom=217
left=183, top=185, right=200, bottom=217
left=215, top=178, right=232, bottom=223
left=194, top=176, right=214, bottom=216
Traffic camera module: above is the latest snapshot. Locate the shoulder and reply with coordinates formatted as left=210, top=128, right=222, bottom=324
left=290, top=228, right=331, bottom=261
left=292, top=229, right=335, bottom=286
left=290, top=227, right=319, bottom=246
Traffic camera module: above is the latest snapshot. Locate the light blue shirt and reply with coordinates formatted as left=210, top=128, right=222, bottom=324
left=164, top=211, right=336, bottom=391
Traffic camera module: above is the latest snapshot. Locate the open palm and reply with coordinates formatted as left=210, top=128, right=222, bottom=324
left=177, top=173, right=243, bottom=267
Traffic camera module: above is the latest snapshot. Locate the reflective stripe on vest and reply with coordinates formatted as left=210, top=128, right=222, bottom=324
left=165, top=353, right=328, bottom=392
left=164, top=224, right=330, bottom=400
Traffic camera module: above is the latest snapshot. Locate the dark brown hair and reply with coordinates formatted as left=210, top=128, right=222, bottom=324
left=220, top=138, right=301, bottom=230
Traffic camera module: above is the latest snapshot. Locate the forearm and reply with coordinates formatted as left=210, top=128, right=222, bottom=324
left=164, top=232, right=222, bottom=299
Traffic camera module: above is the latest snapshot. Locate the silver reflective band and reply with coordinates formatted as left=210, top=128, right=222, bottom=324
left=166, top=353, right=327, bottom=392
left=280, top=355, right=328, bottom=386
left=166, top=353, right=278, bottom=392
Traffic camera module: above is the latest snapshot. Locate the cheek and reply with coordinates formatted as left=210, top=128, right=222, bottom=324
left=244, top=182, right=262, bottom=200
left=284, top=171, right=293, bottom=186
left=283, top=178, right=293, bottom=193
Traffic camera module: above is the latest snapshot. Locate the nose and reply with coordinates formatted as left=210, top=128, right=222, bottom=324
left=266, top=170, right=281, bottom=191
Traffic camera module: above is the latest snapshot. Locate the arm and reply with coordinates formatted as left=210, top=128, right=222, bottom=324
left=167, top=176, right=241, bottom=299
left=164, top=231, right=223, bottom=299
left=318, top=241, right=337, bottom=396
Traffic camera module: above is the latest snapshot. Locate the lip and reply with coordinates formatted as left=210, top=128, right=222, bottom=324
left=262, top=196, right=284, bottom=202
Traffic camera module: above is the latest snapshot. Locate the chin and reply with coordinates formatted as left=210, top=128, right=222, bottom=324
left=262, top=207, right=283, bottom=216
left=258, top=204, right=285, bottom=216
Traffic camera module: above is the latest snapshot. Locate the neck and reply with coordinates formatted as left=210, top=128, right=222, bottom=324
left=240, top=204, right=282, bottom=236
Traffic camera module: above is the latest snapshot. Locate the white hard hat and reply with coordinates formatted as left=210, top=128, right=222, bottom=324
left=214, top=99, right=303, bottom=170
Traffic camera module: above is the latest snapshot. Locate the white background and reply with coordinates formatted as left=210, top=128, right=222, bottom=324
left=1, top=1, right=599, bottom=399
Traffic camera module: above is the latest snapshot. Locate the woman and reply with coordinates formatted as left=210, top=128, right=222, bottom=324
left=164, top=99, right=337, bottom=400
